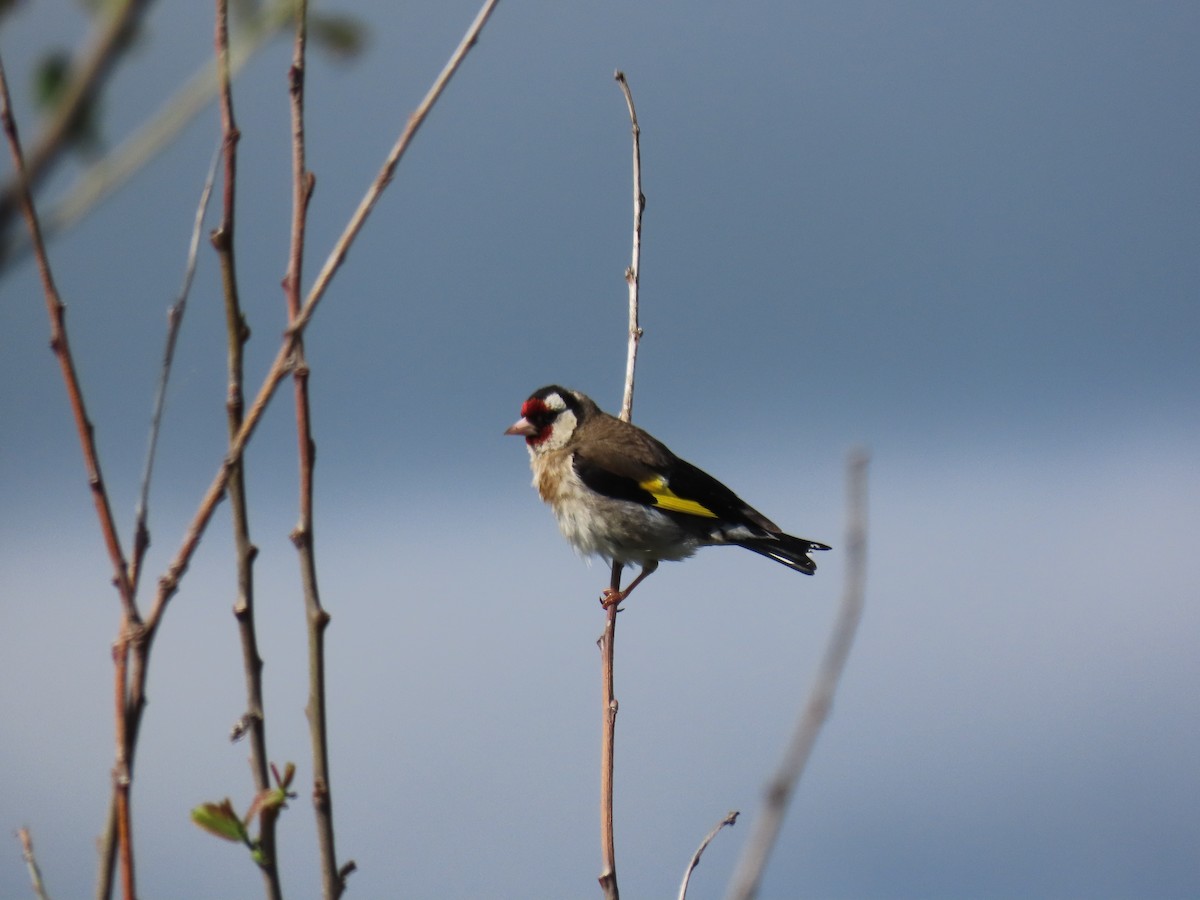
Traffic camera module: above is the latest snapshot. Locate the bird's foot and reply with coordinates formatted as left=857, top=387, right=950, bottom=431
left=599, top=588, right=626, bottom=610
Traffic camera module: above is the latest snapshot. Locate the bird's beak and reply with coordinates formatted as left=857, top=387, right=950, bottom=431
left=505, top=417, right=537, bottom=437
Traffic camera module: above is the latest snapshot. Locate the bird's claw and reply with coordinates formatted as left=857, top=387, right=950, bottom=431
left=599, top=588, right=625, bottom=610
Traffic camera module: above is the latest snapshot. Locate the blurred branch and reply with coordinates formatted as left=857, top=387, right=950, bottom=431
left=129, top=146, right=219, bottom=594
left=725, top=450, right=869, bottom=900
left=678, top=811, right=739, bottom=900
left=598, top=68, right=646, bottom=900
left=17, top=827, right=51, bottom=900
left=0, top=0, right=303, bottom=272
left=0, top=0, right=157, bottom=248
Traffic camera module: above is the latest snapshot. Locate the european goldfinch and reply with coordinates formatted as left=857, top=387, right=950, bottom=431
left=506, top=385, right=831, bottom=606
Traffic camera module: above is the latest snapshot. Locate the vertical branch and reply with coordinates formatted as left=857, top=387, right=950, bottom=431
left=725, top=450, right=869, bottom=900
left=282, top=3, right=353, bottom=897
left=212, top=1, right=282, bottom=896
left=111, top=641, right=136, bottom=900
left=598, top=68, right=646, bottom=900
left=0, top=55, right=141, bottom=900
left=614, top=71, right=644, bottom=423
left=597, top=563, right=621, bottom=900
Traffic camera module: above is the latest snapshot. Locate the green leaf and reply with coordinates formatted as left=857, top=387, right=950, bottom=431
left=191, top=800, right=249, bottom=844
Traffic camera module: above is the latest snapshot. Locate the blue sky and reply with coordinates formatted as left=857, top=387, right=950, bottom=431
left=1, top=2, right=1197, bottom=898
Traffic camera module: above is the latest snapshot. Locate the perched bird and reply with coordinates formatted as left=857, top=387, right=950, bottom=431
left=506, top=385, right=830, bottom=606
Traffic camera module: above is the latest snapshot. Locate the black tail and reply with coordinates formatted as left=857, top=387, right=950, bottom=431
left=734, top=532, right=831, bottom=575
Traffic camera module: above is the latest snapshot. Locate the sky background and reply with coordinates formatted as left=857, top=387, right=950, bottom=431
left=1, top=1, right=1197, bottom=898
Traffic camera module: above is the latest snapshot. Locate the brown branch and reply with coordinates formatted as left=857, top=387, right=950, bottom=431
left=0, top=56, right=136, bottom=623
left=210, top=1, right=283, bottom=896
left=678, top=811, right=739, bottom=900
left=0, top=52, right=142, bottom=900
left=18, top=827, right=52, bottom=900
left=725, top=450, right=869, bottom=900
left=597, top=567, right=621, bottom=900
left=0, top=0, right=157, bottom=244
left=111, top=638, right=135, bottom=900
left=598, top=68, right=647, bottom=900
left=282, top=1, right=352, bottom=896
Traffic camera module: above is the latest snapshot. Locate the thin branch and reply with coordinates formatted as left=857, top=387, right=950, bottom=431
left=0, top=52, right=141, bottom=900
left=283, top=1, right=352, bottom=896
left=0, top=56, right=136, bottom=623
left=725, top=450, right=869, bottom=900
left=211, top=1, right=282, bottom=895
left=678, top=811, right=739, bottom=900
left=111, top=640, right=135, bottom=900
left=0, top=0, right=157, bottom=243
left=598, top=68, right=647, bottom=900
left=17, top=827, right=52, bottom=900
left=614, top=70, right=644, bottom=424
left=597, top=575, right=621, bottom=900
left=129, top=146, right=220, bottom=594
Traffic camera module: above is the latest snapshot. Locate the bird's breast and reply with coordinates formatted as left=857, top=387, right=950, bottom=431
left=530, top=449, right=568, bottom=504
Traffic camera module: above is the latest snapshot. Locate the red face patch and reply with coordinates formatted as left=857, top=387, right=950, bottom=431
left=521, top=397, right=548, bottom=418
left=520, top=397, right=555, bottom=445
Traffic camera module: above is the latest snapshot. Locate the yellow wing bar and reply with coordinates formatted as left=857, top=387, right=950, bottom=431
left=638, top=476, right=718, bottom=518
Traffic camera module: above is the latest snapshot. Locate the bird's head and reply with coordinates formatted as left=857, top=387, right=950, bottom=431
left=505, top=385, right=587, bottom=453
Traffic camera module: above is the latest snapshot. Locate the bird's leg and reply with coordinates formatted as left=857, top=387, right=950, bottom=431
left=599, top=561, right=659, bottom=608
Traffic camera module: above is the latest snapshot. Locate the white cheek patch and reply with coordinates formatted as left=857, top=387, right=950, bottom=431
left=540, top=409, right=577, bottom=451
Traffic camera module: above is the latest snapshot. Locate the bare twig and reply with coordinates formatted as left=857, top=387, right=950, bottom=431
left=210, top=0, right=283, bottom=895
left=597, top=575, right=621, bottom=900
left=613, top=71, right=644, bottom=424
left=282, top=2, right=353, bottom=896
left=0, top=57, right=136, bottom=623
left=0, top=53, right=141, bottom=900
left=598, top=68, right=647, bottom=900
left=17, top=827, right=52, bottom=900
left=129, top=146, right=220, bottom=594
left=678, top=811, right=739, bottom=900
left=0, top=0, right=157, bottom=244
left=725, top=450, right=869, bottom=900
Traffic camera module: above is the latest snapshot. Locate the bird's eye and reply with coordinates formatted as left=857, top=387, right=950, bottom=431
left=522, top=397, right=556, bottom=427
